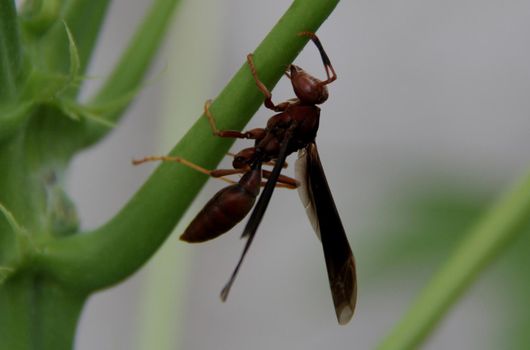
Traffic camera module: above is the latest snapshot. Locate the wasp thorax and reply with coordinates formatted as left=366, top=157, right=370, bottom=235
left=289, top=65, right=329, bottom=105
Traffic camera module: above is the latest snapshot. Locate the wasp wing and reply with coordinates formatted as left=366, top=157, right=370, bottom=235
left=220, top=132, right=293, bottom=301
left=295, top=142, right=357, bottom=325
left=295, top=147, right=319, bottom=239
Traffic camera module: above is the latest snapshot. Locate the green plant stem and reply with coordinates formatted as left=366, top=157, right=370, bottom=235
left=36, top=0, right=340, bottom=292
left=378, top=169, right=530, bottom=350
left=0, top=275, right=85, bottom=350
left=0, top=0, right=22, bottom=101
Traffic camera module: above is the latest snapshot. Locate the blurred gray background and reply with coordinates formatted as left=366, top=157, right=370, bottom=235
left=68, top=0, right=530, bottom=349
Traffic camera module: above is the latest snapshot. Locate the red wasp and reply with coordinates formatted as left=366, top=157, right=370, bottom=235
left=134, top=32, right=357, bottom=324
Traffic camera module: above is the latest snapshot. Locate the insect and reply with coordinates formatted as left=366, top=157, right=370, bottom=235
left=133, top=32, right=357, bottom=325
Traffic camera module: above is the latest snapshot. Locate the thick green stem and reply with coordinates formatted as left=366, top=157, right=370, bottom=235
left=1, top=1, right=187, bottom=349
left=37, top=0, right=340, bottom=291
left=0, top=274, right=86, bottom=350
left=378, top=169, right=530, bottom=350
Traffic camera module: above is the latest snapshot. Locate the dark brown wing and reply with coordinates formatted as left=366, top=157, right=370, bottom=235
left=220, top=131, right=293, bottom=301
left=295, top=142, right=357, bottom=325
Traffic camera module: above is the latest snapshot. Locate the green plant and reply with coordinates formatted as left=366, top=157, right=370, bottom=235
left=0, top=0, right=340, bottom=348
